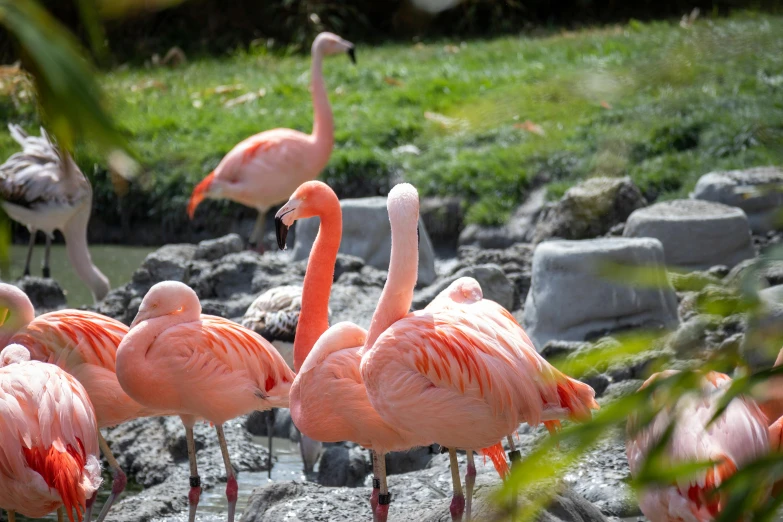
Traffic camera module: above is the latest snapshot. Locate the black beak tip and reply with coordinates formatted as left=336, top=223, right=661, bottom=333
left=275, top=216, right=289, bottom=250
left=347, top=47, right=356, bottom=65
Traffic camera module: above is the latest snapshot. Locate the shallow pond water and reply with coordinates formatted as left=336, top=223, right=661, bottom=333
left=3, top=244, right=155, bottom=307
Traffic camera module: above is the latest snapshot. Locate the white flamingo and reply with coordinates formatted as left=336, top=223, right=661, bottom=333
left=0, top=124, right=110, bottom=302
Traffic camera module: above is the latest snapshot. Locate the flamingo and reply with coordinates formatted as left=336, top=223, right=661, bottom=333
left=187, top=32, right=356, bottom=251
left=0, top=282, right=169, bottom=520
left=360, top=269, right=600, bottom=520
left=274, top=181, right=442, bottom=521
left=626, top=370, right=769, bottom=521
left=0, top=344, right=103, bottom=522
left=115, top=281, right=295, bottom=522
left=0, top=124, right=110, bottom=302
left=241, top=285, right=327, bottom=476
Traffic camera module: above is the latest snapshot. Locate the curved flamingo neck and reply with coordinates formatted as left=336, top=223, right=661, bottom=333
left=310, top=42, right=334, bottom=162
left=362, top=198, right=419, bottom=353
left=294, top=193, right=342, bottom=372
left=62, top=192, right=110, bottom=302
left=0, top=285, right=35, bottom=346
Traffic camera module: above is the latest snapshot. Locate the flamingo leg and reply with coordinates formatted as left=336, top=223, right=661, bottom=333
left=506, top=435, right=520, bottom=515
left=266, top=409, right=275, bottom=479
left=448, top=448, right=465, bottom=522
left=215, top=424, right=238, bottom=522
left=465, top=449, right=476, bottom=522
left=7, top=510, right=15, bottom=522
left=23, top=230, right=35, bottom=277
left=370, top=450, right=381, bottom=520
left=42, top=234, right=51, bottom=278
left=185, top=425, right=201, bottom=522
left=375, top=452, right=391, bottom=522
left=249, top=210, right=267, bottom=253
left=96, top=432, right=127, bottom=522
left=57, top=508, right=64, bottom=522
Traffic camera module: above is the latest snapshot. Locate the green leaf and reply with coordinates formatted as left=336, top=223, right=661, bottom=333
left=0, top=0, right=133, bottom=172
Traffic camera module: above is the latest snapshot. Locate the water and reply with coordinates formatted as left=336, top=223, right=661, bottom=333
left=3, top=244, right=155, bottom=307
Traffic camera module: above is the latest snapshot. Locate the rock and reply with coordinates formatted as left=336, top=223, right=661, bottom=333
left=316, top=443, right=370, bottom=487
left=533, top=177, right=646, bottom=244
left=541, top=340, right=589, bottom=360
left=458, top=187, right=547, bottom=249
left=582, top=373, right=610, bottom=398
left=523, top=238, right=680, bottom=349
left=454, top=243, right=535, bottom=308
left=385, top=445, right=439, bottom=475
left=333, top=253, right=365, bottom=282
left=420, top=196, right=464, bottom=248
left=104, top=415, right=269, bottom=521
left=691, top=166, right=783, bottom=233
left=725, top=257, right=783, bottom=289
left=242, top=450, right=608, bottom=522
left=666, top=314, right=717, bottom=355
left=194, top=233, right=245, bottom=261
left=134, top=243, right=197, bottom=286
left=14, top=276, right=66, bottom=313
left=245, top=409, right=295, bottom=439
left=413, top=264, right=514, bottom=311
left=742, top=284, right=783, bottom=369
left=292, top=196, right=437, bottom=286
left=623, top=200, right=755, bottom=270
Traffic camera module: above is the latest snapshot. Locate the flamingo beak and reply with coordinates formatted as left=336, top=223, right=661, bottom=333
left=187, top=171, right=215, bottom=219
left=274, top=200, right=300, bottom=250
left=130, top=308, right=148, bottom=329
left=347, top=46, right=356, bottom=65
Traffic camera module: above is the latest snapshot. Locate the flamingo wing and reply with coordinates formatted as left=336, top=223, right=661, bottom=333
left=13, top=310, right=128, bottom=372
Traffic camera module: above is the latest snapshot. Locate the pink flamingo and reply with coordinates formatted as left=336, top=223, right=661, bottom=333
left=275, top=182, right=513, bottom=521
left=187, top=32, right=355, bottom=250
left=626, top=370, right=769, bottom=521
left=0, top=282, right=162, bottom=521
left=0, top=344, right=102, bottom=522
left=115, top=281, right=295, bottom=522
left=360, top=272, right=600, bottom=520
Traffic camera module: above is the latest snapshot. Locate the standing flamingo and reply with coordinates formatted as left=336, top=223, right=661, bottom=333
left=0, top=344, right=103, bottom=522
left=360, top=274, right=600, bottom=521
left=115, top=281, right=295, bottom=522
left=275, top=181, right=439, bottom=521
left=626, top=370, right=770, bottom=521
left=0, top=124, right=110, bottom=302
left=241, top=285, right=327, bottom=476
left=187, top=32, right=355, bottom=251
left=0, top=282, right=169, bottom=520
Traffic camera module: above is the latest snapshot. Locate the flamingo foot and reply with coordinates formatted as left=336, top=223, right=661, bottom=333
left=375, top=493, right=391, bottom=522
left=188, top=475, right=201, bottom=522
left=371, top=478, right=380, bottom=521
left=450, top=493, right=465, bottom=521
left=226, top=475, right=238, bottom=522
left=85, top=491, right=97, bottom=521
left=96, top=467, right=126, bottom=522
left=465, top=463, right=476, bottom=521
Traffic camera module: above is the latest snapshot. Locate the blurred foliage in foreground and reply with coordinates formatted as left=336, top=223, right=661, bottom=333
left=500, top=239, right=783, bottom=521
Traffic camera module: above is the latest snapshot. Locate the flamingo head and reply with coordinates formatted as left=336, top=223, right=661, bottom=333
left=0, top=344, right=30, bottom=367
left=312, top=32, right=356, bottom=64
left=187, top=171, right=216, bottom=219
left=275, top=180, right=338, bottom=250
left=131, top=281, right=201, bottom=328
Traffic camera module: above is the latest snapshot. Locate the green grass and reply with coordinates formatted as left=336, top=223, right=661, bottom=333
left=2, top=11, right=783, bottom=228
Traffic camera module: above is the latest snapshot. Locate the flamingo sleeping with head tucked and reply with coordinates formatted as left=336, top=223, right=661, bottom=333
left=626, top=370, right=769, bottom=522
left=187, top=32, right=355, bottom=251
left=0, top=344, right=103, bottom=522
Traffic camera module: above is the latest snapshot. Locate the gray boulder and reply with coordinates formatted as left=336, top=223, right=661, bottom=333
left=292, top=196, right=437, bottom=286
left=316, top=443, right=370, bottom=487
left=458, top=187, right=547, bottom=249
left=194, top=233, right=245, bottom=261
left=691, top=166, right=783, bottom=233
left=623, top=200, right=754, bottom=270
left=413, top=264, right=515, bottom=311
left=533, top=177, right=646, bottom=244
left=15, top=276, right=66, bottom=313
left=523, top=238, right=679, bottom=349
left=420, top=196, right=464, bottom=247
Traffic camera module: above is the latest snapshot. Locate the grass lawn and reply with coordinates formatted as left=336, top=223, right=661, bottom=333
left=2, top=11, right=782, bottom=228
